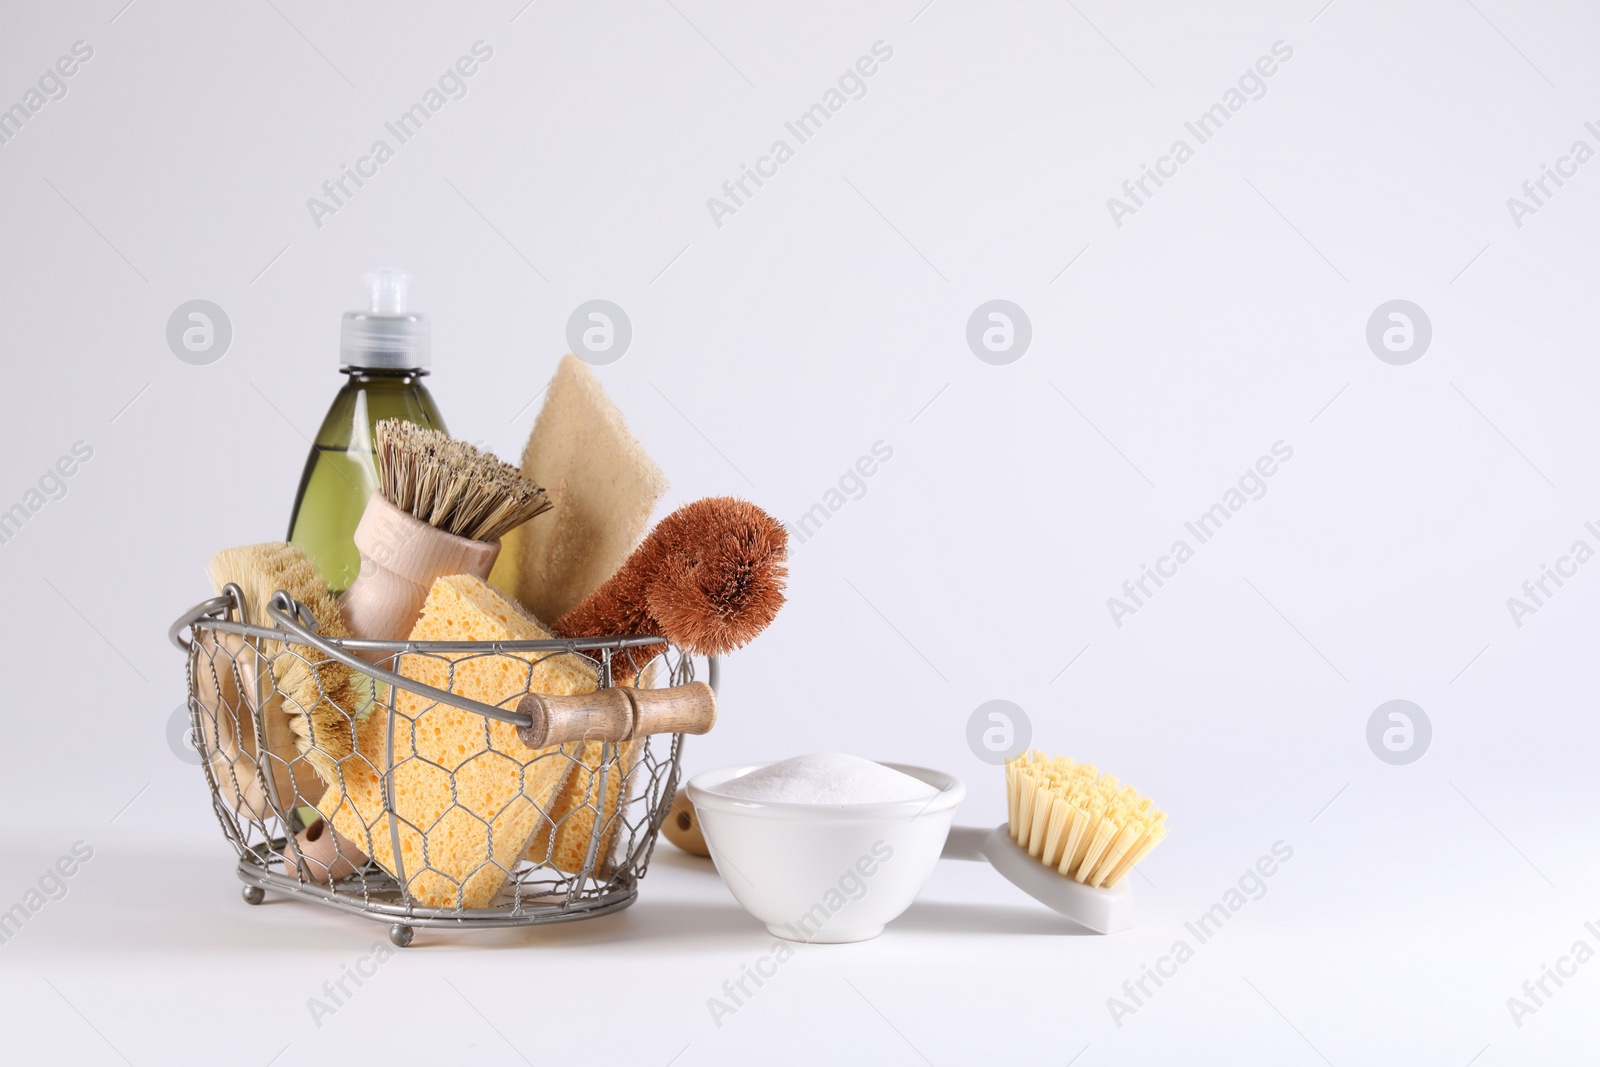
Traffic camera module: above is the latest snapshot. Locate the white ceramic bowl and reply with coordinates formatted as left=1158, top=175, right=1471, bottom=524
left=687, top=762, right=965, bottom=943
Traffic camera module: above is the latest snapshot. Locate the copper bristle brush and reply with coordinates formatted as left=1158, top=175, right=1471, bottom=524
left=552, top=496, right=788, bottom=679
left=340, top=421, right=553, bottom=644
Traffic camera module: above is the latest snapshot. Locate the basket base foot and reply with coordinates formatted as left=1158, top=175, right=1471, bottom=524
left=389, top=923, right=414, bottom=948
left=242, top=885, right=266, bottom=906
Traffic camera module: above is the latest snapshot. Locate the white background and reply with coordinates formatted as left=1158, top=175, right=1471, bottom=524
left=1, top=0, right=1597, bottom=1063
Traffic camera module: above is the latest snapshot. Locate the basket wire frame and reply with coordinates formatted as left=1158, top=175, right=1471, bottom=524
left=172, top=590, right=704, bottom=934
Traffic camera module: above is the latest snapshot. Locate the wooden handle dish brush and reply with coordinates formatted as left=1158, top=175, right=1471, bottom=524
left=661, top=789, right=711, bottom=856
left=340, top=420, right=552, bottom=645
left=941, top=750, right=1168, bottom=934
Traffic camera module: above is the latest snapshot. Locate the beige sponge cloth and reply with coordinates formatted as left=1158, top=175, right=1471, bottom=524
left=320, top=575, right=597, bottom=909
left=493, top=354, right=667, bottom=625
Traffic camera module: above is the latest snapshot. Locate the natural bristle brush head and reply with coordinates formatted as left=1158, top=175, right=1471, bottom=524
left=643, top=497, right=789, bottom=655
left=1005, top=751, right=1168, bottom=889
left=342, top=422, right=556, bottom=644
left=206, top=543, right=370, bottom=787
left=375, top=419, right=552, bottom=543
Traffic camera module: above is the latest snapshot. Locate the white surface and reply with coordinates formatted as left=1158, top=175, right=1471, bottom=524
left=2, top=0, right=1599, bottom=1063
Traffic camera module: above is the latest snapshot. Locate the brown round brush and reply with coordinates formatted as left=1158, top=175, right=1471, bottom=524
left=552, top=496, right=788, bottom=680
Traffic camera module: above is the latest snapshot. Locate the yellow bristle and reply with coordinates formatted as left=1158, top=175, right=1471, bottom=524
left=1015, top=769, right=1040, bottom=845
left=1005, top=760, right=1022, bottom=831
left=1062, top=809, right=1100, bottom=876
left=1088, top=824, right=1144, bottom=887
left=1004, top=750, right=1168, bottom=886
left=1074, top=817, right=1117, bottom=883
left=1041, top=796, right=1071, bottom=868
left=1103, top=824, right=1168, bottom=888
left=1059, top=805, right=1092, bottom=876
left=1026, top=791, right=1052, bottom=857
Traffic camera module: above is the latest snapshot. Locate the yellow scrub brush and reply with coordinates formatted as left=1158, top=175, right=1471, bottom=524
left=942, top=750, right=1168, bottom=933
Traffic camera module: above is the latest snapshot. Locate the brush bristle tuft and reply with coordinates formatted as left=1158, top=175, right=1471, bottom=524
left=1005, top=751, right=1167, bottom=888
left=644, top=497, right=789, bottom=656
left=375, top=420, right=552, bottom=542
left=206, top=542, right=370, bottom=783
left=552, top=496, right=788, bottom=679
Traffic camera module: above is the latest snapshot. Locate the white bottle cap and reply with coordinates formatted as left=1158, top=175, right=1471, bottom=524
left=340, top=270, right=431, bottom=371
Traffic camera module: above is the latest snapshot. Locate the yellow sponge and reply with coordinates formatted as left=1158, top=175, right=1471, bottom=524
left=321, top=575, right=597, bottom=909
left=526, top=738, right=642, bottom=873
left=525, top=658, right=660, bottom=872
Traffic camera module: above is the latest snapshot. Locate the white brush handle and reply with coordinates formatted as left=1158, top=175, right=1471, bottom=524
left=940, top=825, right=991, bottom=861
left=942, top=824, right=1136, bottom=934
left=340, top=493, right=501, bottom=644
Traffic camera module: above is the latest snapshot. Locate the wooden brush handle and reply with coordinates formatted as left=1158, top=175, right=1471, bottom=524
left=340, top=493, right=501, bottom=645
left=516, top=681, right=717, bottom=749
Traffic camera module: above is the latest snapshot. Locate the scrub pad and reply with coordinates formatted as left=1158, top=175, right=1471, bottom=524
left=321, top=574, right=598, bottom=909
left=499, top=354, right=667, bottom=625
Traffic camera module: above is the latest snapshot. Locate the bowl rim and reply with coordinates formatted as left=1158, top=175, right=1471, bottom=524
left=687, top=761, right=966, bottom=820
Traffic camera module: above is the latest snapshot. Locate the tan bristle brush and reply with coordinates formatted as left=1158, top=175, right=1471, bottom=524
left=942, top=750, right=1168, bottom=933
left=340, top=421, right=553, bottom=644
left=206, top=543, right=370, bottom=786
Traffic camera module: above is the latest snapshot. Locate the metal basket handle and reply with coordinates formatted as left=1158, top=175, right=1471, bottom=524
left=168, top=594, right=239, bottom=652
left=260, top=594, right=716, bottom=745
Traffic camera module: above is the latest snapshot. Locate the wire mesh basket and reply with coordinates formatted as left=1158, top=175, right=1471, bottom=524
left=169, top=587, right=715, bottom=947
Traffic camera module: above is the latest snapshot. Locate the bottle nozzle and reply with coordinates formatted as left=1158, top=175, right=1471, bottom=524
left=341, top=269, right=430, bottom=371
left=368, top=270, right=410, bottom=315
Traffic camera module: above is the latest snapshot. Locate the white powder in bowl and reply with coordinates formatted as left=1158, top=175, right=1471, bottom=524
left=716, top=753, right=939, bottom=805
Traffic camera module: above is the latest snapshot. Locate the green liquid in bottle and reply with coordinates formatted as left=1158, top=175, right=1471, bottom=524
left=287, top=370, right=445, bottom=594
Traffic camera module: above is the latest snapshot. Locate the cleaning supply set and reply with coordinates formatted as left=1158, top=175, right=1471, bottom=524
left=173, top=271, right=1171, bottom=948
left=173, top=273, right=788, bottom=945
